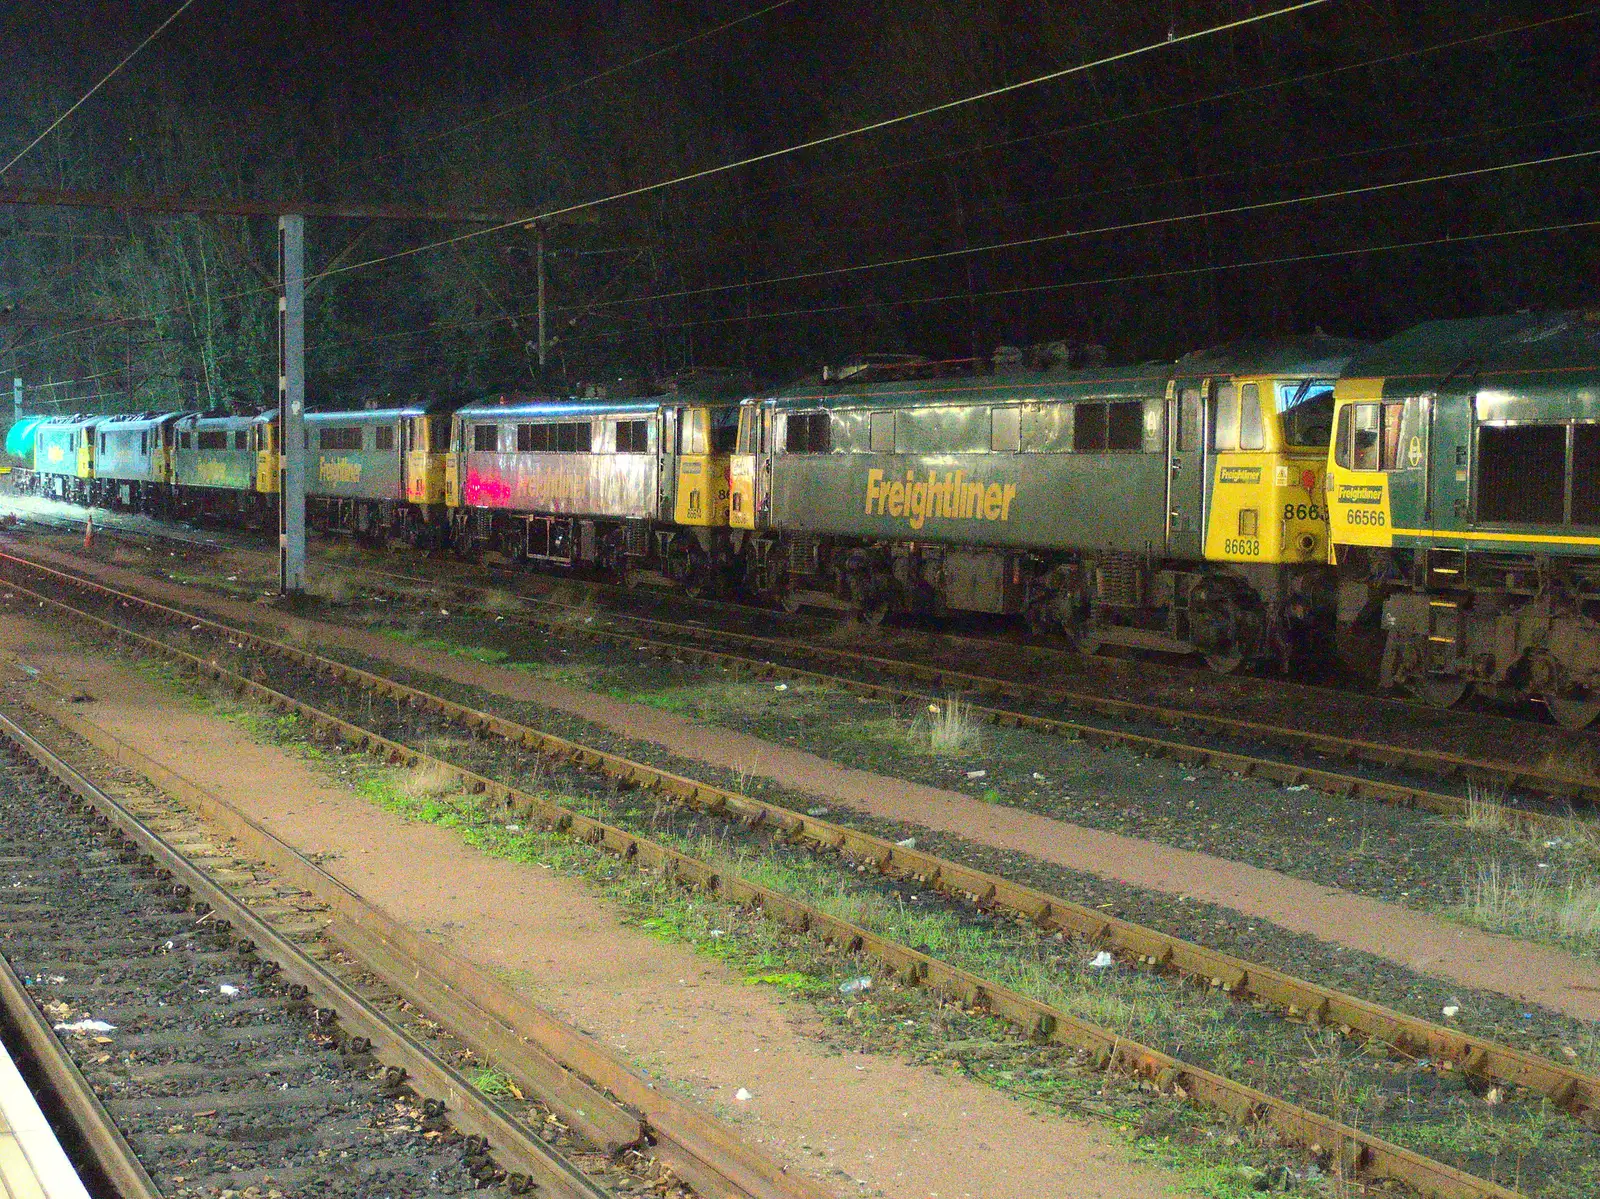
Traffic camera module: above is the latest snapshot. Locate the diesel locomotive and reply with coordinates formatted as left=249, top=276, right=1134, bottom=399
left=1326, top=309, right=1600, bottom=727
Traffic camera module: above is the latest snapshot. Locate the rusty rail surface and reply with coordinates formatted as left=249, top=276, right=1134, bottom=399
left=2, top=550, right=1595, bottom=1120
left=489, top=593, right=1598, bottom=821
left=4, top=680, right=834, bottom=1199
left=0, top=559, right=1569, bottom=1198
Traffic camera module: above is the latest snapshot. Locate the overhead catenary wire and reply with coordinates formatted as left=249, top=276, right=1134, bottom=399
left=696, top=6, right=1600, bottom=214
left=0, top=0, right=201, bottom=178
left=334, top=214, right=1600, bottom=374
left=313, top=0, right=803, bottom=184
left=548, top=217, right=1600, bottom=343
left=0, top=0, right=1334, bottom=360
left=340, top=141, right=1600, bottom=346
left=303, top=1, right=1334, bottom=285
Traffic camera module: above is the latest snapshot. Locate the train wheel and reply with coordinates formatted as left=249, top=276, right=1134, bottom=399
left=1205, top=652, right=1245, bottom=675
left=1545, top=692, right=1600, bottom=731
left=1413, top=675, right=1470, bottom=709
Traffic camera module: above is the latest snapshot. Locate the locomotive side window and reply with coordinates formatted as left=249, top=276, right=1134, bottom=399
left=1239, top=384, right=1263, bottom=451
left=320, top=426, right=362, bottom=451
left=473, top=424, right=499, bottom=452
left=785, top=411, right=831, bottom=453
left=1073, top=404, right=1107, bottom=452
left=179, top=431, right=192, bottom=449
left=233, top=431, right=249, bottom=450
left=869, top=411, right=894, bottom=453
left=735, top=407, right=754, bottom=455
left=198, top=430, right=228, bottom=450
left=100, top=433, right=107, bottom=453
left=990, top=407, right=1021, bottom=452
left=1338, top=402, right=1406, bottom=471
left=517, top=424, right=550, bottom=452
left=1351, top=404, right=1380, bottom=470
left=375, top=426, right=395, bottom=451
left=616, top=419, right=650, bottom=453
left=140, top=432, right=148, bottom=455
left=1107, top=402, right=1142, bottom=451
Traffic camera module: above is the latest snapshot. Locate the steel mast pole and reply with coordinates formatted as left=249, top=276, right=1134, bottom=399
left=277, top=214, right=306, bottom=596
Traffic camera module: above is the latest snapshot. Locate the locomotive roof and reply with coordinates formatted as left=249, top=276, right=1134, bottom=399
left=304, top=406, right=425, bottom=423
left=760, top=362, right=1171, bottom=410
left=761, top=335, right=1359, bottom=411
left=1174, top=334, right=1361, bottom=380
left=31, top=413, right=105, bottom=432
left=456, top=394, right=738, bottom=421
left=1344, top=311, right=1600, bottom=386
left=93, top=412, right=185, bottom=431
left=178, top=410, right=276, bottom=427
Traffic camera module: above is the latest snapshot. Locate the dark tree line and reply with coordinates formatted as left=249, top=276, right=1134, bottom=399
left=0, top=0, right=1595, bottom=416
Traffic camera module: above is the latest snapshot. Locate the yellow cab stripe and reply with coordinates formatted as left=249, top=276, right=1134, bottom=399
left=1391, top=527, right=1600, bottom=547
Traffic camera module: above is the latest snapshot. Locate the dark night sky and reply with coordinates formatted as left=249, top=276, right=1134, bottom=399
left=0, top=0, right=1596, bottom=408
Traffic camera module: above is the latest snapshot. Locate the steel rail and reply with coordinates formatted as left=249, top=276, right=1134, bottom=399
left=8, top=506, right=1594, bottom=813
left=0, top=948, right=162, bottom=1199
left=2, top=550, right=1595, bottom=1125
left=488, top=591, right=1600, bottom=812
left=0, top=711, right=617, bottom=1199
left=0, top=566, right=1570, bottom=1197
left=6, top=669, right=834, bottom=1199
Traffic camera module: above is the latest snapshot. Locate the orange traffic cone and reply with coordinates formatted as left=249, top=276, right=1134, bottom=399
left=83, top=514, right=94, bottom=549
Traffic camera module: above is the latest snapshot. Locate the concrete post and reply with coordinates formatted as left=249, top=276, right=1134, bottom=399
left=277, top=215, right=306, bottom=595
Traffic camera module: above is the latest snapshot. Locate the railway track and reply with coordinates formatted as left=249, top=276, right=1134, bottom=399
left=0, top=651, right=834, bottom=1198
left=346, top=560, right=1600, bottom=829
left=2, top=547, right=1595, bottom=1198
left=8, top=500, right=1599, bottom=822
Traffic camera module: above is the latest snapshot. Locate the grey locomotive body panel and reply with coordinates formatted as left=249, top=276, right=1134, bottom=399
left=305, top=409, right=414, bottom=503
left=763, top=367, right=1170, bottom=553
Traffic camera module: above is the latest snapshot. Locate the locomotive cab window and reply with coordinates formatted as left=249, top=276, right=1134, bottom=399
left=140, top=432, right=148, bottom=455
left=1334, top=402, right=1405, bottom=471
left=375, top=426, right=395, bottom=452
left=1239, top=384, right=1263, bottom=451
left=1279, top=379, right=1337, bottom=447
left=179, top=431, right=192, bottom=449
left=473, top=424, right=499, bottom=452
left=234, top=430, right=249, bottom=450
left=1211, top=383, right=1240, bottom=451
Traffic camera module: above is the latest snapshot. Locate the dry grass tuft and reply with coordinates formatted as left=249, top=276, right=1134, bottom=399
left=398, top=760, right=464, bottom=799
left=1459, top=860, right=1600, bottom=956
left=306, top=572, right=356, bottom=605
left=477, top=587, right=522, bottom=614
left=1460, top=780, right=1515, bottom=835
left=923, top=694, right=984, bottom=757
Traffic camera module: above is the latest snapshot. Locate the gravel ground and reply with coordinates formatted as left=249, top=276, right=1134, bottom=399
left=0, top=752, right=492, bottom=1198
left=23, top=587, right=1598, bottom=1199
left=358, top=605, right=1594, bottom=926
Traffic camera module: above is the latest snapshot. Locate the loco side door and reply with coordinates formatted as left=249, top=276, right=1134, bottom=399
left=1165, top=379, right=1208, bottom=560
